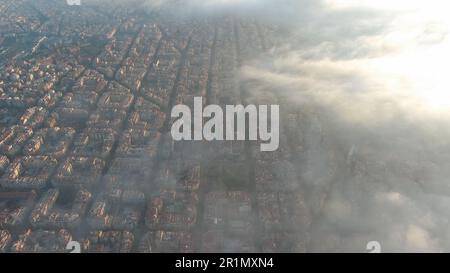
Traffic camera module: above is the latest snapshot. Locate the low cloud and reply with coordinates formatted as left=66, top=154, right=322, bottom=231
left=240, top=1, right=450, bottom=252
left=84, top=0, right=450, bottom=252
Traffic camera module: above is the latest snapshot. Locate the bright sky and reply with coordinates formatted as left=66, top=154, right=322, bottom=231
left=326, top=0, right=450, bottom=110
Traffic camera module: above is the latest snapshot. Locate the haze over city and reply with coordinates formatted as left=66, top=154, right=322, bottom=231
left=0, top=0, right=449, bottom=253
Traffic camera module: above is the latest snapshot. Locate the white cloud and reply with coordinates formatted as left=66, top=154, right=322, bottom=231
left=90, top=0, right=450, bottom=252
left=239, top=1, right=450, bottom=252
